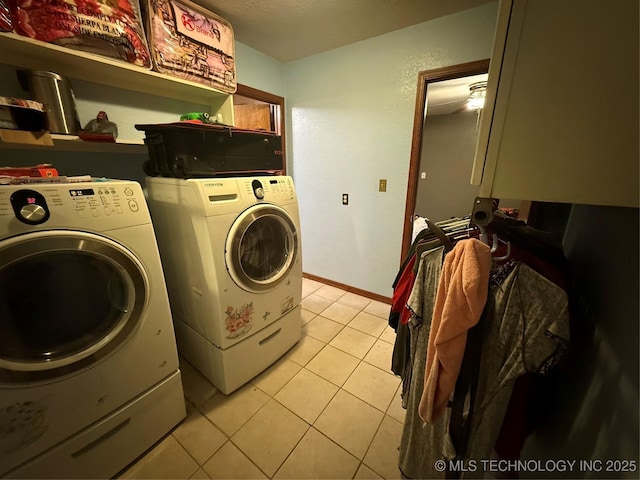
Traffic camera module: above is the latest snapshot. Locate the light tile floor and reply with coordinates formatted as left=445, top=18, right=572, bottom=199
left=119, top=278, right=404, bottom=480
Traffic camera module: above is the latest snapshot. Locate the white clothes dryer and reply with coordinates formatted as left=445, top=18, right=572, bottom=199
left=0, top=180, right=185, bottom=479
left=146, top=176, right=302, bottom=394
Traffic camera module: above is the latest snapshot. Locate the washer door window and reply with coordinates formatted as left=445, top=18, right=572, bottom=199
left=0, top=231, right=147, bottom=383
left=226, top=205, right=298, bottom=292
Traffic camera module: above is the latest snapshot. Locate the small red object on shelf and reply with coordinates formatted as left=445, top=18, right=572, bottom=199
left=77, top=132, right=116, bottom=143
left=0, top=164, right=58, bottom=177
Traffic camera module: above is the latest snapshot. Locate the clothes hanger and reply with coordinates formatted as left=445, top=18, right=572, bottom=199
left=424, top=217, right=453, bottom=252
left=411, top=217, right=454, bottom=272
left=414, top=238, right=443, bottom=259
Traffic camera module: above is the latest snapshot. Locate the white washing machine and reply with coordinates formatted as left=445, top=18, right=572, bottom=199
left=146, top=176, right=302, bottom=394
left=0, top=180, right=185, bottom=479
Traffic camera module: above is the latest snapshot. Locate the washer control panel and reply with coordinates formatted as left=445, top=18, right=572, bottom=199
left=0, top=181, right=146, bottom=230
left=265, top=177, right=295, bottom=198
left=68, top=185, right=140, bottom=218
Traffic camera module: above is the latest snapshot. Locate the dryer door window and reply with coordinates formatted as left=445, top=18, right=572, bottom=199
left=0, top=232, right=147, bottom=383
left=226, top=205, right=298, bottom=292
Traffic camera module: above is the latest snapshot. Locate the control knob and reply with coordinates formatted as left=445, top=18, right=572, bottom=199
left=11, top=189, right=50, bottom=225
left=252, top=179, right=265, bottom=199
left=19, top=204, right=47, bottom=222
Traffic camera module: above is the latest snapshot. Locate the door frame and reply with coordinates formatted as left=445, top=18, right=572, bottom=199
left=400, top=59, right=490, bottom=263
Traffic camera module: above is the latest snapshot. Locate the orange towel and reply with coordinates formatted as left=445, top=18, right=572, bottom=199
left=418, top=238, right=491, bottom=423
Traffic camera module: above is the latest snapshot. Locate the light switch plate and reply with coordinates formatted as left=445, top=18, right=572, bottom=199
left=379, top=179, right=387, bottom=192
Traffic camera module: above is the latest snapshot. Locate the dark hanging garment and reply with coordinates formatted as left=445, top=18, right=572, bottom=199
left=399, top=259, right=570, bottom=479
left=389, top=254, right=417, bottom=331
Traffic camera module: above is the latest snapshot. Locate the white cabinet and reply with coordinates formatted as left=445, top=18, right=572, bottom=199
left=0, top=32, right=235, bottom=150
left=471, top=0, right=639, bottom=208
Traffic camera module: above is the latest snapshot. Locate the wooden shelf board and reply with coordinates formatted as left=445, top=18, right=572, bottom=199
left=0, top=32, right=232, bottom=110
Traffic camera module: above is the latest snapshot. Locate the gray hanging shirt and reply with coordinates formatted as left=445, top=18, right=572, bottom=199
left=399, top=260, right=570, bottom=479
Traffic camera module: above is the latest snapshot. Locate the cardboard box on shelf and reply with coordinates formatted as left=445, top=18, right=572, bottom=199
left=0, top=129, right=53, bottom=146
left=0, top=96, right=47, bottom=132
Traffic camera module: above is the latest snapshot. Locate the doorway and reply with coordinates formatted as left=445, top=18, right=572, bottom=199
left=400, top=59, right=489, bottom=262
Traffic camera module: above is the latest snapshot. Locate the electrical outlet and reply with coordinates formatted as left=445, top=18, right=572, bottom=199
left=342, top=194, right=349, bottom=205
left=379, top=179, right=387, bottom=192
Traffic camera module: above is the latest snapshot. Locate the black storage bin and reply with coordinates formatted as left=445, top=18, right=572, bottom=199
left=135, top=123, right=284, bottom=178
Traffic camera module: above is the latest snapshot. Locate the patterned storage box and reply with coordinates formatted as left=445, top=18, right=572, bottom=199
left=0, top=0, right=12, bottom=31
left=144, top=0, right=236, bottom=93
left=9, top=0, right=152, bottom=67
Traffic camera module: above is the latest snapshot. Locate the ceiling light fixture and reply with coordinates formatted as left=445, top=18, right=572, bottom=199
left=467, top=81, right=487, bottom=110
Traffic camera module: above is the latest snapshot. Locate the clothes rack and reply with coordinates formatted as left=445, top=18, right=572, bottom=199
left=392, top=199, right=572, bottom=479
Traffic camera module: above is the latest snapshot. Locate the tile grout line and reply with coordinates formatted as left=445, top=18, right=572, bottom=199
left=227, top=434, right=288, bottom=479
left=246, top=343, right=388, bottom=478
left=177, top=399, right=232, bottom=471
left=197, top=281, right=395, bottom=478
left=269, top=396, right=341, bottom=478
left=298, top=296, right=401, bottom=416
left=126, top=279, right=396, bottom=479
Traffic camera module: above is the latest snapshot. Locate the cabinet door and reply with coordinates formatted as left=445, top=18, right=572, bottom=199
left=471, top=0, right=639, bottom=208
left=234, top=104, right=273, bottom=131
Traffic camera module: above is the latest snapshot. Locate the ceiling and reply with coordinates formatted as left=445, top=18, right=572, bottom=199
left=426, top=73, right=488, bottom=116
left=201, top=0, right=494, bottom=114
left=197, top=0, right=495, bottom=63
